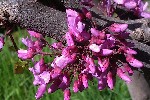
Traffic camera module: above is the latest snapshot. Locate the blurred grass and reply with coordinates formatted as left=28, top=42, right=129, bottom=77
left=0, top=28, right=131, bottom=100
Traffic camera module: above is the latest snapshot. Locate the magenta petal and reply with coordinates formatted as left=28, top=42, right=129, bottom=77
left=35, top=58, right=47, bottom=74
left=52, top=42, right=63, bottom=49
left=107, top=72, right=114, bottom=89
left=101, top=58, right=109, bottom=72
left=109, top=24, right=128, bottom=32
left=50, top=67, right=62, bottom=79
left=113, top=0, right=125, bottom=4
left=52, top=56, right=69, bottom=69
left=117, top=68, right=131, bottom=82
left=98, top=78, right=107, bottom=90
left=124, top=48, right=137, bottom=55
left=77, top=21, right=85, bottom=33
left=66, top=32, right=75, bottom=46
left=66, top=9, right=79, bottom=18
left=0, top=37, right=4, bottom=49
left=34, top=62, right=41, bottom=74
left=18, top=49, right=28, bottom=59
left=18, top=48, right=35, bottom=60
left=73, top=80, right=79, bottom=93
left=126, top=55, right=143, bottom=68
left=59, top=76, right=69, bottom=90
left=82, top=74, right=88, bottom=88
left=64, top=89, right=71, bottom=100
left=142, top=2, right=148, bottom=11
left=33, top=75, right=41, bottom=85
left=35, top=84, right=46, bottom=99
left=0, top=41, right=4, bottom=49
left=39, top=71, right=50, bottom=84
left=100, top=49, right=113, bottom=56
left=22, top=38, right=34, bottom=47
left=129, top=59, right=143, bottom=68
left=91, top=28, right=99, bottom=36
left=86, top=57, right=96, bottom=73
left=0, top=41, right=3, bottom=49
left=124, top=1, right=137, bottom=9
left=123, top=63, right=134, bottom=75
left=140, top=12, right=150, bottom=18
left=89, top=44, right=101, bottom=52
left=28, top=30, right=43, bottom=39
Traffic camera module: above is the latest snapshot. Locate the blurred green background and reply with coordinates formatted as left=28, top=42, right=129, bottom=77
left=0, top=28, right=131, bottom=100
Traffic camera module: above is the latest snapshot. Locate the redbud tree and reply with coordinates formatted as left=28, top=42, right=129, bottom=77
left=0, top=0, right=150, bottom=100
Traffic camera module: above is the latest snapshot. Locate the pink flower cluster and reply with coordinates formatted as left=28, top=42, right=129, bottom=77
left=18, top=31, right=45, bottom=60
left=113, top=0, right=150, bottom=18
left=17, top=7, right=144, bottom=99
left=14, top=0, right=150, bottom=100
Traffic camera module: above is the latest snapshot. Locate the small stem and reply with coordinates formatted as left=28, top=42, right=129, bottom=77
left=9, top=34, right=18, bottom=51
left=5, top=26, right=18, bottom=51
left=38, top=52, right=53, bottom=57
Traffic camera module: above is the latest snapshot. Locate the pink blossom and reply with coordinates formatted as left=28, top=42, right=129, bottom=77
left=86, top=56, right=96, bottom=73
left=39, top=71, right=50, bottom=84
left=98, top=58, right=109, bottom=72
left=123, top=63, right=134, bottom=75
left=52, top=42, right=63, bottom=49
left=91, top=28, right=99, bottom=36
left=117, top=68, right=131, bottom=82
left=0, top=36, right=4, bottom=50
left=98, top=72, right=107, bottom=90
left=35, top=84, right=47, bottom=99
left=18, top=48, right=35, bottom=60
left=107, top=72, right=114, bottom=89
left=100, top=49, right=113, bottom=56
left=140, top=12, right=150, bottom=18
left=52, top=53, right=76, bottom=69
left=65, top=32, right=75, bottom=46
left=24, top=6, right=144, bottom=100
left=50, top=67, right=62, bottom=79
left=59, top=75, right=70, bottom=90
left=64, top=89, right=71, bottom=100
left=22, top=37, right=34, bottom=47
left=113, top=0, right=125, bottom=4
left=29, top=68, right=50, bottom=85
left=82, top=74, right=88, bottom=88
left=124, top=48, right=137, bottom=55
left=34, top=40, right=45, bottom=52
left=28, top=30, right=43, bottom=39
left=126, top=55, right=143, bottom=68
left=34, top=58, right=47, bottom=74
left=124, top=0, right=137, bottom=9
left=89, top=44, right=101, bottom=52
left=73, top=80, right=79, bottom=93
left=109, top=23, right=128, bottom=33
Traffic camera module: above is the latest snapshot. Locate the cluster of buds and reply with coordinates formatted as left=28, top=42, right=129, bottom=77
left=99, top=0, right=150, bottom=18
left=114, top=0, right=150, bottom=18
left=17, top=5, right=144, bottom=100
left=18, top=31, right=45, bottom=60
left=0, top=0, right=149, bottom=100
left=0, top=0, right=148, bottom=100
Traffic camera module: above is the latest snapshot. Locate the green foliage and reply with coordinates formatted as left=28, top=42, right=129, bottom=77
left=0, top=28, right=131, bottom=100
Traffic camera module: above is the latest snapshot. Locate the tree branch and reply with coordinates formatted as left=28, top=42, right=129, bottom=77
left=1, top=0, right=150, bottom=41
